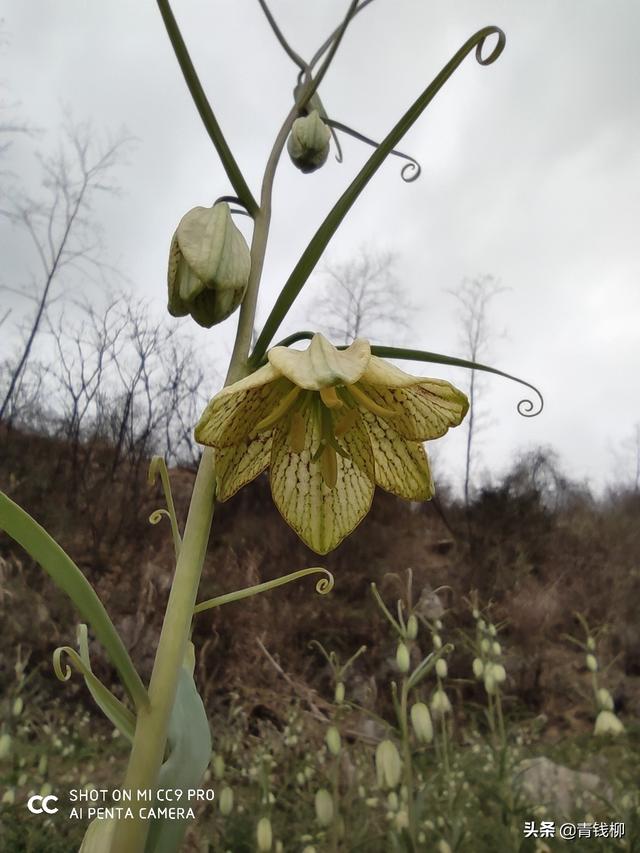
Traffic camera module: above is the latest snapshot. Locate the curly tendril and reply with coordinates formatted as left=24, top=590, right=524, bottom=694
left=326, top=119, right=421, bottom=182
left=193, top=567, right=334, bottom=614
left=148, top=456, right=182, bottom=558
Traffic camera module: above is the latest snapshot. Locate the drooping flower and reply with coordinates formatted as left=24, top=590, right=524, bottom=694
left=195, top=333, right=468, bottom=554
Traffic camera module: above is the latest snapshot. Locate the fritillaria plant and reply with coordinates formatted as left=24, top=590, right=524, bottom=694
left=0, top=2, right=543, bottom=850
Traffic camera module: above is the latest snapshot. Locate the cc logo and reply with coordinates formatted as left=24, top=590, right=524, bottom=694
left=27, top=794, right=59, bottom=814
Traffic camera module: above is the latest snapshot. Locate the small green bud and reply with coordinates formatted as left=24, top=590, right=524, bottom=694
left=492, top=641, right=502, bottom=656
left=325, top=726, right=341, bottom=756
left=410, top=702, right=434, bottom=744
left=480, top=638, right=490, bottom=654
left=472, top=658, right=484, bottom=679
left=406, top=614, right=419, bottom=640
left=437, top=841, right=453, bottom=853
left=430, top=688, right=452, bottom=718
left=40, top=782, right=52, bottom=798
left=586, top=654, right=598, bottom=673
left=287, top=110, right=331, bottom=173
left=596, top=687, right=614, bottom=711
left=219, top=786, right=234, bottom=815
left=167, top=202, right=250, bottom=328
left=12, top=697, right=23, bottom=717
left=395, top=810, right=410, bottom=831
left=212, top=753, right=225, bottom=780
left=432, top=634, right=442, bottom=650
left=256, top=816, right=273, bottom=852
left=488, top=624, right=497, bottom=637
left=492, top=663, right=507, bottom=683
left=375, top=739, right=402, bottom=790
left=314, top=788, right=334, bottom=827
left=387, top=791, right=399, bottom=811
left=594, top=710, right=624, bottom=736
left=587, top=636, right=596, bottom=651
left=472, top=608, right=480, bottom=620
left=2, top=788, right=15, bottom=805
left=484, top=669, right=497, bottom=695
left=334, top=682, right=345, bottom=704
left=396, top=642, right=411, bottom=674
left=0, top=734, right=12, bottom=760
left=38, top=755, right=48, bottom=776
left=436, top=659, right=448, bottom=679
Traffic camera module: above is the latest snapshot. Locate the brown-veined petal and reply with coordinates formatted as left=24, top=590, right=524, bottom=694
left=357, top=379, right=468, bottom=442
left=214, top=432, right=273, bottom=501
left=268, top=334, right=371, bottom=391
left=195, top=364, right=284, bottom=448
left=360, top=411, right=434, bottom=500
left=269, top=405, right=374, bottom=554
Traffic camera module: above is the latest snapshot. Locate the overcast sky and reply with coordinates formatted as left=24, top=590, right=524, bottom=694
left=2, top=1, right=639, bottom=495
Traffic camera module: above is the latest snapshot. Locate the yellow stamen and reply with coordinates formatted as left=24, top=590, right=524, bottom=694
left=255, top=385, right=302, bottom=431
left=347, top=383, right=398, bottom=418
left=334, top=407, right=359, bottom=437
left=289, top=411, right=306, bottom=453
left=320, top=445, right=338, bottom=489
left=319, top=386, right=343, bottom=409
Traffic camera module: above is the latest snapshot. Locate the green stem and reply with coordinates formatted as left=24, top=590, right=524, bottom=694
left=399, top=677, right=417, bottom=844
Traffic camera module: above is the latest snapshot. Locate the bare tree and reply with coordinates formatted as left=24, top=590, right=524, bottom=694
left=0, top=121, right=130, bottom=421
left=449, top=275, right=506, bottom=509
left=307, top=248, right=413, bottom=345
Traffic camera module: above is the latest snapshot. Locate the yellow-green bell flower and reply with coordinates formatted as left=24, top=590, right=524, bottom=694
left=195, top=333, right=468, bottom=554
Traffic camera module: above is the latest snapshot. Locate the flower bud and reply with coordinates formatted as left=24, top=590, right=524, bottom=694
left=0, top=734, right=12, bottom=760
left=596, top=687, right=614, bottom=711
left=410, top=702, right=434, bottom=744
left=488, top=624, right=497, bottom=637
left=219, top=786, right=234, bottom=815
left=395, top=810, right=410, bottom=831
left=480, top=638, right=490, bottom=654
left=587, top=636, right=596, bottom=651
left=314, top=788, right=334, bottom=827
left=387, top=791, right=399, bottom=811
left=256, top=816, right=273, bottom=851
left=375, top=739, right=402, bottom=790
left=586, top=654, right=598, bottom=673
left=430, top=688, right=452, bottom=718
left=2, top=788, right=15, bottom=805
left=432, top=634, right=442, bottom=650
left=492, top=641, right=502, bottom=657
left=594, top=710, right=624, bottom=736
left=492, top=663, right=507, bottom=683
left=396, top=642, right=411, bottom=674
left=12, top=697, right=23, bottom=717
left=167, top=202, right=250, bottom=328
left=436, top=659, right=448, bottom=679
left=334, top=682, right=345, bottom=705
left=472, top=658, right=484, bottom=679
left=287, top=110, right=331, bottom=174
left=437, top=841, right=453, bottom=853
left=212, top=753, right=225, bottom=780
left=325, top=726, right=341, bottom=756
left=38, top=754, right=48, bottom=776
left=406, top=615, right=418, bottom=640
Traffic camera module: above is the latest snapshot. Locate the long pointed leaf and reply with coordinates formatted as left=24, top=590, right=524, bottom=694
left=0, top=492, right=148, bottom=711
left=251, top=26, right=505, bottom=361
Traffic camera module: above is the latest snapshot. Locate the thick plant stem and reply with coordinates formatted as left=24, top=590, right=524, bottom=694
left=110, top=448, right=216, bottom=852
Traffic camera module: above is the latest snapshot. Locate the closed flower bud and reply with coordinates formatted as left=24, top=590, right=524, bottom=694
left=492, top=663, right=507, bottom=683
left=395, top=810, right=410, bottom=831
left=406, top=614, right=419, bottom=640
left=480, top=638, right=490, bottom=654
left=587, top=637, right=596, bottom=651
left=0, top=734, right=12, bottom=760
left=484, top=670, right=497, bottom=695
left=488, top=624, right=497, bottom=637
left=436, top=659, right=448, bottom=679
left=334, top=682, right=345, bottom=704
left=287, top=110, right=331, bottom=173
left=167, top=202, right=250, bottom=328
left=492, top=641, right=502, bottom=656
left=2, top=788, right=15, bottom=805
left=597, top=687, right=614, bottom=711
left=586, top=654, right=598, bottom=673
left=219, top=786, right=234, bottom=815
left=40, top=782, right=52, bottom=798
left=437, top=841, right=453, bottom=853
left=325, top=726, right=341, bottom=756
left=594, top=710, right=624, bottom=736
left=256, top=816, right=273, bottom=851
left=432, top=634, right=442, bottom=650
left=314, top=788, right=334, bottom=827
left=212, top=753, right=225, bottom=780
left=410, top=702, right=434, bottom=744
left=38, top=755, right=48, bottom=776
left=12, top=698, right=23, bottom=717
left=375, top=739, right=402, bottom=790
left=387, top=791, right=399, bottom=810
left=396, top=642, right=411, bottom=673
left=430, top=688, right=452, bottom=718
left=472, top=658, right=484, bottom=679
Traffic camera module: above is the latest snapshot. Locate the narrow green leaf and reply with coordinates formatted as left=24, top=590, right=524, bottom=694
left=0, top=492, right=148, bottom=711
left=156, top=0, right=258, bottom=216
left=251, top=26, right=505, bottom=361
left=53, top=641, right=136, bottom=742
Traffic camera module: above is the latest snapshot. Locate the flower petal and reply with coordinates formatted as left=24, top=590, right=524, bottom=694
left=215, top=433, right=272, bottom=501
left=357, top=379, right=468, bottom=442
left=269, top=406, right=374, bottom=554
left=361, top=411, right=434, bottom=500
left=268, top=334, right=371, bottom=391
left=195, top=364, right=284, bottom=448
